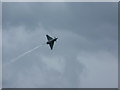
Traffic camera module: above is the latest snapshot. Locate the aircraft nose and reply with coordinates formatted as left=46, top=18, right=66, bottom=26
left=54, top=37, right=57, bottom=40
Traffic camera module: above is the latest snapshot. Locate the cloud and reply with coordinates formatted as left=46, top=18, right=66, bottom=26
left=3, top=24, right=118, bottom=88
left=3, top=2, right=117, bottom=30
left=77, top=51, right=118, bottom=88
left=3, top=25, right=85, bottom=88
left=2, top=2, right=118, bottom=88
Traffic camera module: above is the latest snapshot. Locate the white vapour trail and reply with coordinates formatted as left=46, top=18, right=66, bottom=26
left=3, top=43, right=45, bottom=67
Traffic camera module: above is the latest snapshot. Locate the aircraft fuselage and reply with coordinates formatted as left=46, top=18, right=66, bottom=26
left=47, top=38, right=58, bottom=44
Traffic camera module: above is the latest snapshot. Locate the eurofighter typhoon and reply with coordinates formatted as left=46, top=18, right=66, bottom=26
left=46, top=35, right=58, bottom=50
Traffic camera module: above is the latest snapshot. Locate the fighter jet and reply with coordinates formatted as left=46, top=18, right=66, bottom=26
left=46, top=35, right=58, bottom=50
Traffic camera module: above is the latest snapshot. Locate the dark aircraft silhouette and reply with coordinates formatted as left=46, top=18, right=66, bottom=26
left=46, top=35, right=58, bottom=50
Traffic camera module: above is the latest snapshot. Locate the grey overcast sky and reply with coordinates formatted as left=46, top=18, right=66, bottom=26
left=2, top=2, right=118, bottom=88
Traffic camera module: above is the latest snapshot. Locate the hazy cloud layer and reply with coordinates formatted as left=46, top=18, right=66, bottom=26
left=2, top=2, right=118, bottom=88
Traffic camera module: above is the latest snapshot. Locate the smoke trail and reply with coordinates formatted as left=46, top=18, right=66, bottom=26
left=3, top=43, right=45, bottom=67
